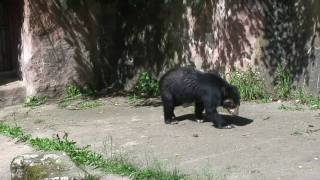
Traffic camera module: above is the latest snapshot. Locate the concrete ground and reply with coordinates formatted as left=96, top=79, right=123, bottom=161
left=1, top=97, right=320, bottom=180
left=0, top=80, right=25, bottom=108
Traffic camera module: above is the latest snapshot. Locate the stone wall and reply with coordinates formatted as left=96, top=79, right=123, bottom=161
left=255, top=1, right=320, bottom=94
left=18, top=0, right=320, bottom=95
left=20, top=0, right=99, bottom=96
left=95, top=0, right=320, bottom=94
left=96, top=0, right=265, bottom=90
left=292, top=1, right=320, bottom=94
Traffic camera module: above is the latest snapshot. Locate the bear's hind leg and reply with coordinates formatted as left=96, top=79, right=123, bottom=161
left=161, top=95, right=175, bottom=124
left=195, top=101, right=204, bottom=120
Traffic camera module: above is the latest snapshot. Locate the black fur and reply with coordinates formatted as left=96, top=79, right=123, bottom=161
left=160, top=67, right=240, bottom=128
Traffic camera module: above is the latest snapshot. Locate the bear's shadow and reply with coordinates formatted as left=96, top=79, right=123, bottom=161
left=174, top=114, right=253, bottom=126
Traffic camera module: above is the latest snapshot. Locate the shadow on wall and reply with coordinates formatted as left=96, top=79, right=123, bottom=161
left=97, top=1, right=194, bottom=90
left=97, top=0, right=265, bottom=89
left=97, top=0, right=320, bottom=91
left=260, top=0, right=320, bottom=86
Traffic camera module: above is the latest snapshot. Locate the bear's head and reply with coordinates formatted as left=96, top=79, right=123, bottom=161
left=222, top=85, right=240, bottom=115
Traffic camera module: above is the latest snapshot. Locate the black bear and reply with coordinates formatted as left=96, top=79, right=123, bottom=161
left=160, top=67, right=240, bottom=129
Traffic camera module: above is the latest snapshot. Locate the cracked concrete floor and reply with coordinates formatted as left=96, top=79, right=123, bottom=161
left=1, top=97, right=320, bottom=180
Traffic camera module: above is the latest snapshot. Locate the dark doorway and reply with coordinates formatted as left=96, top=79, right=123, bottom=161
left=0, top=0, right=12, bottom=73
left=0, top=0, right=23, bottom=82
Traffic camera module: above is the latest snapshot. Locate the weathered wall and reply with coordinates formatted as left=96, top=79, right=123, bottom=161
left=96, top=0, right=320, bottom=94
left=95, top=1, right=268, bottom=90
left=254, top=1, right=320, bottom=94
left=18, top=0, right=320, bottom=95
left=20, top=0, right=99, bottom=96
left=292, top=1, right=320, bottom=94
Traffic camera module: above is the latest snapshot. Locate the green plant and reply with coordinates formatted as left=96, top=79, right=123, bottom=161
left=64, top=84, right=97, bottom=98
left=65, top=84, right=83, bottom=98
left=229, top=68, right=269, bottom=101
left=82, top=85, right=97, bottom=97
left=128, top=94, right=139, bottom=103
left=0, top=123, right=186, bottom=180
left=274, top=64, right=293, bottom=99
left=133, top=71, right=160, bottom=98
left=0, top=123, right=26, bottom=138
left=59, top=84, right=99, bottom=109
left=24, top=96, right=47, bottom=107
left=278, top=104, right=303, bottom=111
left=291, top=129, right=304, bottom=136
left=294, top=88, right=320, bottom=109
left=78, top=100, right=103, bottom=109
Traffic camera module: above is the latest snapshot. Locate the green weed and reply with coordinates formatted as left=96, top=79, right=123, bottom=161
left=0, top=123, right=31, bottom=142
left=65, top=84, right=82, bottom=98
left=133, top=71, right=160, bottom=98
left=229, top=68, right=270, bottom=101
left=291, top=129, right=304, bottom=136
left=78, top=100, right=103, bottom=109
left=64, top=84, right=97, bottom=98
left=0, top=123, right=186, bottom=180
left=274, top=64, right=293, bottom=99
left=278, top=104, right=304, bottom=111
left=294, top=88, right=320, bottom=109
left=24, top=96, right=47, bottom=107
left=59, top=84, right=100, bottom=110
left=128, top=94, right=139, bottom=103
left=228, top=65, right=320, bottom=110
left=228, top=67, right=320, bottom=110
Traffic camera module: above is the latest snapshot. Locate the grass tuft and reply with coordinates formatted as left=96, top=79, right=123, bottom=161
left=229, top=68, right=270, bottom=101
left=58, top=84, right=102, bottom=110
left=278, top=104, right=304, bottom=111
left=230, top=67, right=320, bottom=110
left=78, top=100, right=103, bottom=109
left=274, top=64, right=293, bottom=99
left=24, top=96, right=47, bottom=107
left=131, top=71, right=160, bottom=99
left=294, top=88, right=320, bottom=109
left=65, top=84, right=97, bottom=98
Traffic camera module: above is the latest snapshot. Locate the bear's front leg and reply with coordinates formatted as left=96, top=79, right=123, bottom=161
left=206, top=109, right=233, bottom=129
